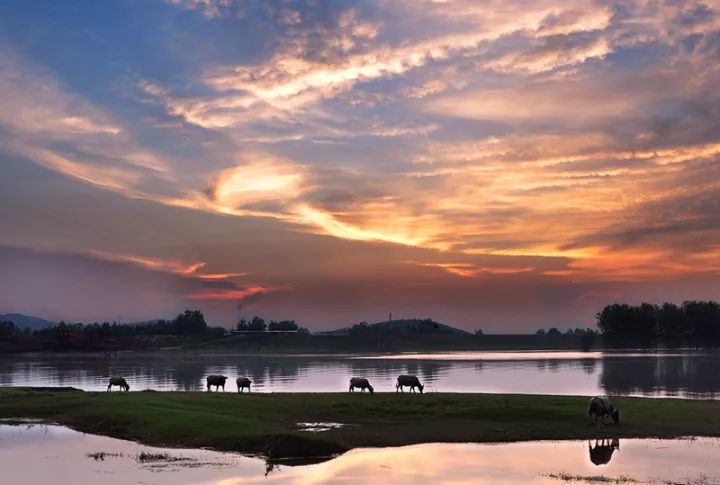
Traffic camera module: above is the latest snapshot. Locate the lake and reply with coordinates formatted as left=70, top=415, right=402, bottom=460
left=1, top=422, right=719, bottom=484
left=2, top=350, right=720, bottom=398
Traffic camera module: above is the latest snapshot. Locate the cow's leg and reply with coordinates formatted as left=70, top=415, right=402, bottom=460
left=107, top=384, right=111, bottom=392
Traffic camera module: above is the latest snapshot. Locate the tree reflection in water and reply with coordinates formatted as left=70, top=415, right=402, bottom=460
left=5, top=352, right=720, bottom=397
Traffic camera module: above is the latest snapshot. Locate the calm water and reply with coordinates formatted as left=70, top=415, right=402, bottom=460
left=1, top=423, right=719, bottom=484
left=2, top=351, right=720, bottom=398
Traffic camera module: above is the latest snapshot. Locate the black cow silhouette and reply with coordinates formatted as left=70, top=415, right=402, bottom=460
left=589, top=438, right=620, bottom=465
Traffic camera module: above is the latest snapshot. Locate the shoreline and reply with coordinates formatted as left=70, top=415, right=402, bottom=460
left=1, top=388, right=719, bottom=461
left=2, top=348, right=715, bottom=359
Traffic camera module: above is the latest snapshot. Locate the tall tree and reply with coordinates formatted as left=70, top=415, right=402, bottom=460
left=658, top=302, right=689, bottom=348
left=248, top=316, right=266, bottom=332
left=683, top=301, right=720, bottom=348
left=173, top=310, right=207, bottom=335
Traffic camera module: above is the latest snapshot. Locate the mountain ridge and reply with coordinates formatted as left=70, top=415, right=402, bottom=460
left=323, top=318, right=471, bottom=336
left=0, top=313, right=55, bottom=330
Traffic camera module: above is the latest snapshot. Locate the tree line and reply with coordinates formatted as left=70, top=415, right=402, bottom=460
left=1, top=310, right=225, bottom=344
left=236, top=316, right=309, bottom=334
left=1, top=310, right=312, bottom=346
left=596, top=301, right=720, bottom=348
left=535, top=327, right=597, bottom=351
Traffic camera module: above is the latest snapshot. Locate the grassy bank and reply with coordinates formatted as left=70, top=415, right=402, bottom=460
left=1, top=388, right=719, bottom=461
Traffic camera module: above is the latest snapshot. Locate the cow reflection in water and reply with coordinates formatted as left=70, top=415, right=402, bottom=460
left=588, top=438, right=620, bottom=465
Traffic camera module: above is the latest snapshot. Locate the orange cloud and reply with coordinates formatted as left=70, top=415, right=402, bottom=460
left=87, top=250, right=206, bottom=275
left=187, top=284, right=289, bottom=301
left=196, top=272, right=248, bottom=280
left=418, top=262, right=535, bottom=278
left=212, top=157, right=305, bottom=210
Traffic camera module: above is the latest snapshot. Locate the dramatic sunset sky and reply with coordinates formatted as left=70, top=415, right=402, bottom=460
left=1, top=0, right=720, bottom=331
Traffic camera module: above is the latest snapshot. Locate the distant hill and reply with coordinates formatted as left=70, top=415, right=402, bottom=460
left=324, top=318, right=471, bottom=336
left=0, top=313, right=55, bottom=331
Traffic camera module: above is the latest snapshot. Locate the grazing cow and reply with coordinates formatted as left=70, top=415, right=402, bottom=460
left=107, top=376, right=130, bottom=392
left=588, top=438, right=620, bottom=465
left=206, top=375, right=228, bottom=392
left=349, top=377, right=374, bottom=394
left=588, top=396, right=620, bottom=424
left=396, top=375, right=424, bottom=393
left=236, top=377, right=252, bottom=393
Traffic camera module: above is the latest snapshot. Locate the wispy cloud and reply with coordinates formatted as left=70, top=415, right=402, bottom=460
left=4, top=0, right=720, bottom=332
left=187, top=284, right=289, bottom=301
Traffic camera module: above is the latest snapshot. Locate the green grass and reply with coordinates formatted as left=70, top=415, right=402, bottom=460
left=1, top=387, right=719, bottom=459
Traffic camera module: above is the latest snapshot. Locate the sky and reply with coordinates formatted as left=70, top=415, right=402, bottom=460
left=1, top=0, right=720, bottom=331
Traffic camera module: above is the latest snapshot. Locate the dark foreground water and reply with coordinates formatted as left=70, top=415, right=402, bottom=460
left=1, top=423, right=719, bottom=484
left=2, top=351, right=720, bottom=397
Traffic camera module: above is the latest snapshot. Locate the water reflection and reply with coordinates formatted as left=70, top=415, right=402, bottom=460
left=588, top=438, right=620, bottom=465
left=3, top=351, right=720, bottom=397
left=1, top=424, right=718, bottom=484
left=600, top=354, right=720, bottom=398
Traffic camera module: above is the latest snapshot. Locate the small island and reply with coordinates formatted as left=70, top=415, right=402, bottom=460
left=2, top=387, right=719, bottom=462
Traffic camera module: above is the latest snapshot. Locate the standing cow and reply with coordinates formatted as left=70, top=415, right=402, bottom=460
left=396, top=375, right=424, bottom=393
left=236, top=377, right=252, bottom=393
left=107, top=376, right=130, bottom=392
left=349, top=377, right=374, bottom=394
left=206, top=375, right=228, bottom=392
left=587, top=396, right=620, bottom=424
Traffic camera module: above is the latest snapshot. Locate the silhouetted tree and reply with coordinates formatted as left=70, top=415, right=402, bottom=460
left=658, top=303, right=689, bottom=348
left=580, top=329, right=596, bottom=351
left=635, top=303, right=659, bottom=348
left=268, top=320, right=298, bottom=332
left=248, top=316, right=266, bottom=332
left=597, top=304, right=636, bottom=348
left=173, top=310, right=207, bottom=335
left=0, top=321, right=19, bottom=341
left=683, top=301, right=720, bottom=348
left=349, top=321, right=370, bottom=336
left=596, top=300, right=720, bottom=349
